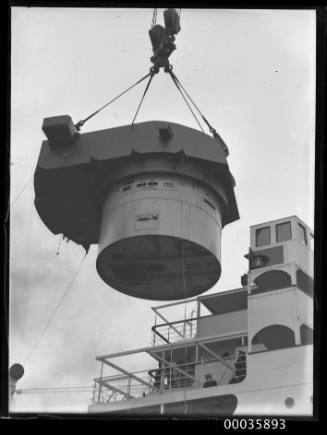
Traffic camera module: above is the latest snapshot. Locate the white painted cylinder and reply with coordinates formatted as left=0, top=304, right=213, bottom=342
left=97, top=173, right=223, bottom=300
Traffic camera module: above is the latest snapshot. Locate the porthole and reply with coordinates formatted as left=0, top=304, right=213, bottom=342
left=284, top=397, right=294, bottom=408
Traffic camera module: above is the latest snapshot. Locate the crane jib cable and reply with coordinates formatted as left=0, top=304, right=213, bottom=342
left=75, top=71, right=152, bottom=131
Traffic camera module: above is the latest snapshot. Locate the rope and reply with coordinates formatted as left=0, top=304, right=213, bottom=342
left=168, top=71, right=204, bottom=133
left=56, top=234, right=63, bottom=256
left=23, top=253, right=87, bottom=366
left=75, top=72, right=152, bottom=131
left=19, top=386, right=93, bottom=393
left=180, top=150, right=188, bottom=415
left=10, top=173, right=34, bottom=207
left=168, top=69, right=230, bottom=155
left=7, top=172, right=35, bottom=368
left=170, top=70, right=217, bottom=135
left=131, top=72, right=155, bottom=129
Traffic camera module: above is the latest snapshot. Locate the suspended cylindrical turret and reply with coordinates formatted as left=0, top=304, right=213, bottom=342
left=97, top=173, right=223, bottom=299
left=34, top=118, right=239, bottom=300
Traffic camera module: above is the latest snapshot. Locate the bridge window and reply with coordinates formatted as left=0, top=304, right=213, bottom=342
left=300, top=324, right=313, bottom=345
left=251, top=325, right=296, bottom=351
left=276, top=221, right=291, bottom=243
left=256, top=226, right=271, bottom=247
left=298, top=223, right=307, bottom=245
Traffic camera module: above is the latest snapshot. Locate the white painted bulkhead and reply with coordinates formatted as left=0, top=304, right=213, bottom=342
left=196, top=310, right=247, bottom=339
left=88, top=345, right=313, bottom=415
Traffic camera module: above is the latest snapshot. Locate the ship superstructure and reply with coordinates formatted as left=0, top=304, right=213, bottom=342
left=88, top=216, right=314, bottom=416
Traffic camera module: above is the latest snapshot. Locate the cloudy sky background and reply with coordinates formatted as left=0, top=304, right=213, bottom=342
left=10, top=8, right=315, bottom=412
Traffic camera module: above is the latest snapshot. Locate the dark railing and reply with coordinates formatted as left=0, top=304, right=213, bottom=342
left=152, top=316, right=198, bottom=345
left=92, top=355, right=247, bottom=404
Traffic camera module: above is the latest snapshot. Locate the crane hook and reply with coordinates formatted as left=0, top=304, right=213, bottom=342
left=148, top=8, right=181, bottom=73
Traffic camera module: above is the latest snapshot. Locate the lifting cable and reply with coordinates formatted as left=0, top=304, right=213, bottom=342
left=56, top=234, right=63, bottom=256
left=131, top=72, right=156, bottom=129
left=168, top=70, right=204, bottom=133
left=23, top=252, right=87, bottom=366
left=180, top=150, right=189, bottom=415
left=17, top=386, right=94, bottom=394
left=168, top=69, right=218, bottom=137
left=75, top=72, right=152, bottom=131
left=167, top=68, right=229, bottom=155
left=10, top=173, right=34, bottom=207
left=12, top=385, right=94, bottom=409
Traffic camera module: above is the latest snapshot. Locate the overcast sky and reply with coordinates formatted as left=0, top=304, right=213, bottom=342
left=10, top=7, right=315, bottom=413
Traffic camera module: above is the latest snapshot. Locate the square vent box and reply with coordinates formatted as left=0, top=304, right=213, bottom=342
left=42, top=115, right=77, bottom=148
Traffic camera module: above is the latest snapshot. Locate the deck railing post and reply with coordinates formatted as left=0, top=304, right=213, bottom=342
left=97, top=362, right=104, bottom=403
left=169, top=365, right=172, bottom=391
left=127, top=376, right=131, bottom=397
left=153, top=314, right=157, bottom=346
left=160, top=367, right=164, bottom=393
left=183, top=318, right=186, bottom=338
left=197, top=300, right=201, bottom=323
left=200, top=357, right=204, bottom=386
left=92, top=381, right=96, bottom=403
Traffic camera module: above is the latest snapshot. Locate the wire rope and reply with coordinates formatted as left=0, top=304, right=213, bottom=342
left=131, top=72, right=155, bottom=129
left=23, top=253, right=87, bottom=366
left=168, top=71, right=204, bottom=132
left=75, top=72, right=152, bottom=131
left=10, top=173, right=34, bottom=207
left=181, top=152, right=188, bottom=415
